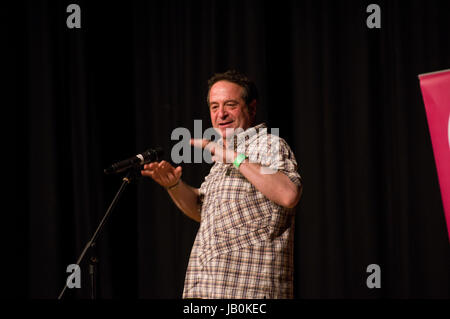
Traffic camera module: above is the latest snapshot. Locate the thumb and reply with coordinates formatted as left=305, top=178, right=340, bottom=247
left=175, top=166, right=182, bottom=178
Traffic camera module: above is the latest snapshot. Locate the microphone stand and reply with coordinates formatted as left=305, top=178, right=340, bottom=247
left=57, top=167, right=141, bottom=300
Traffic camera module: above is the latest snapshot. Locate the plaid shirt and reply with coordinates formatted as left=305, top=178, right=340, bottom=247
left=183, top=123, right=302, bottom=299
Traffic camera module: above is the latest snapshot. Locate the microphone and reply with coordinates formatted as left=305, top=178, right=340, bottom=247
left=104, top=147, right=164, bottom=174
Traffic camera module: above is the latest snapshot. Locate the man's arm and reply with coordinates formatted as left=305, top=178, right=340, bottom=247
left=238, top=161, right=302, bottom=209
left=191, top=139, right=302, bottom=209
left=141, top=161, right=201, bottom=222
left=166, top=180, right=201, bottom=222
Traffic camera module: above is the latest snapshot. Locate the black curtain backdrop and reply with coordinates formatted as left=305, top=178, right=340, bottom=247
left=4, top=0, right=450, bottom=299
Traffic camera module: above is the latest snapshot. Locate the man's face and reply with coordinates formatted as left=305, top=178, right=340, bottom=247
left=208, top=80, right=255, bottom=138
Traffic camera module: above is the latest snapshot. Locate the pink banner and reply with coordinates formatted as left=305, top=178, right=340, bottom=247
left=419, top=69, right=450, bottom=243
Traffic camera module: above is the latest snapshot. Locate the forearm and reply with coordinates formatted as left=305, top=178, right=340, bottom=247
left=167, top=180, right=201, bottom=222
left=238, top=160, right=302, bottom=208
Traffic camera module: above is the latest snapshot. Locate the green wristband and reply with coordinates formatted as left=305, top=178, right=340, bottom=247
left=233, top=153, right=247, bottom=169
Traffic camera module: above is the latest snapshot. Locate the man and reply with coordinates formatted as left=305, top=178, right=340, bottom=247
left=141, top=70, right=302, bottom=298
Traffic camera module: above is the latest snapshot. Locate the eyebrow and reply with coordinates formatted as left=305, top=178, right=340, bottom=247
left=210, top=99, right=239, bottom=105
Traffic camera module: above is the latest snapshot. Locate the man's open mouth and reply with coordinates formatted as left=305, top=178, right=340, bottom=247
left=218, top=121, right=233, bottom=127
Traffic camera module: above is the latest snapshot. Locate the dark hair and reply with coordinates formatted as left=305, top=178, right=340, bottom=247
left=206, top=70, right=259, bottom=106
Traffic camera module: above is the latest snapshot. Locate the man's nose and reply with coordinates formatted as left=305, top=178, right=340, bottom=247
left=218, top=106, right=228, bottom=118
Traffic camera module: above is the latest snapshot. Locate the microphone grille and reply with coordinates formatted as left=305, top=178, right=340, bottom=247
left=142, top=147, right=164, bottom=163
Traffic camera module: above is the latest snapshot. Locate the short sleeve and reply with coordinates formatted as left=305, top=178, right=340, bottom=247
left=254, top=135, right=302, bottom=187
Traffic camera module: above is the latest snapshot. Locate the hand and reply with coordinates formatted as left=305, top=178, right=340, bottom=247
left=190, top=139, right=237, bottom=164
left=141, top=160, right=182, bottom=188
